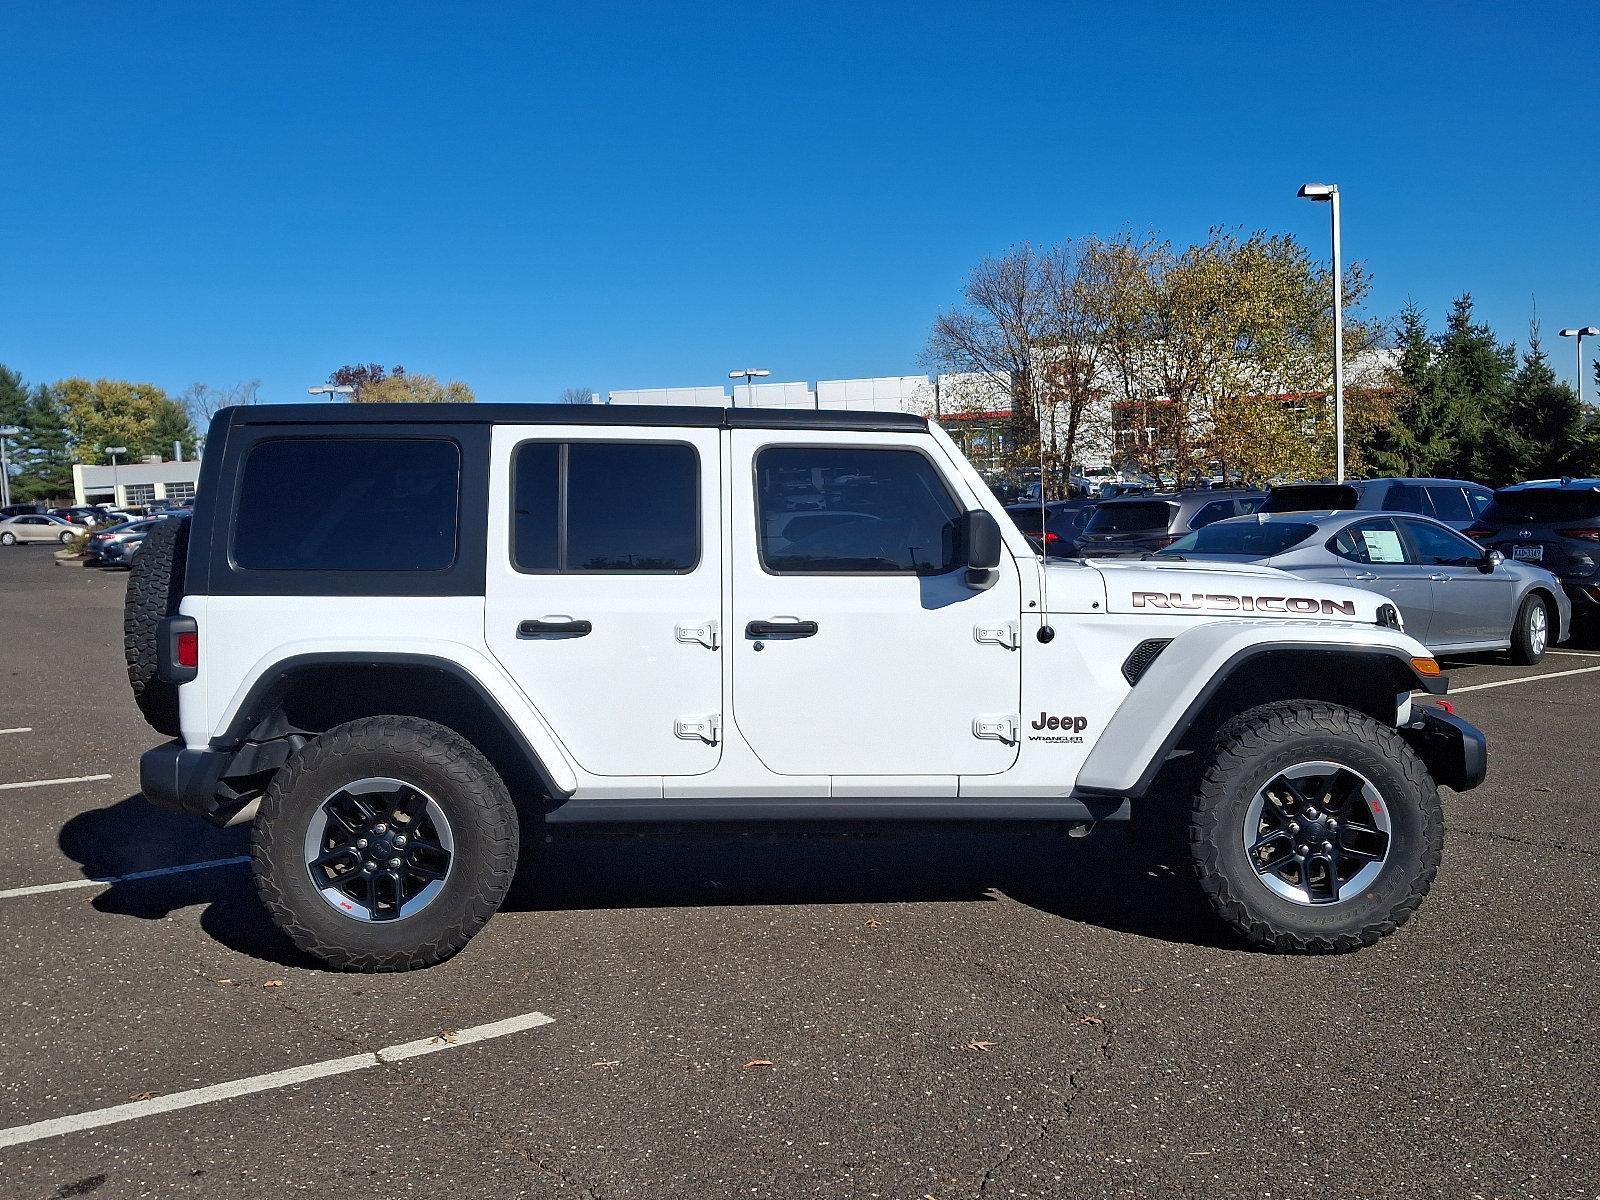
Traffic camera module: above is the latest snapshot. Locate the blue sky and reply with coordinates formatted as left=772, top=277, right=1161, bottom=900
left=2, top=2, right=1596, bottom=405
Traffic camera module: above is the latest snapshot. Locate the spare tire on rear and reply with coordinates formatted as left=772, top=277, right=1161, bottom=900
left=124, top=517, right=190, bottom=736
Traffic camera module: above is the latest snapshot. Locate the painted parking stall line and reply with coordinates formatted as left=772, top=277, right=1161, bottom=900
left=0, top=773, right=113, bottom=792
left=0, top=1011, right=556, bottom=1150
left=0, top=727, right=32, bottom=735
left=1450, top=664, right=1600, bottom=694
left=0, top=856, right=249, bottom=901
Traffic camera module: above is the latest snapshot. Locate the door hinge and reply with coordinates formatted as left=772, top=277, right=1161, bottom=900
left=974, top=621, right=1020, bottom=650
left=972, top=713, right=1019, bottom=744
left=675, top=620, right=720, bottom=650
left=674, top=714, right=722, bottom=745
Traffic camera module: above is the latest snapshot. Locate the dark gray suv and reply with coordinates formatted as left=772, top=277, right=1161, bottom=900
left=1262, top=478, right=1492, bottom=532
left=1077, top=489, right=1265, bottom=557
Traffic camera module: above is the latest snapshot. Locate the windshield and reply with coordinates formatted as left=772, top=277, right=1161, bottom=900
left=1085, top=500, right=1172, bottom=534
left=1481, top=490, right=1600, bottom=525
left=1162, top=521, right=1317, bottom=558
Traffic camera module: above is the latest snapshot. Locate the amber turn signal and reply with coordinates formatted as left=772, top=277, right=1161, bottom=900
left=1410, top=657, right=1441, bottom=677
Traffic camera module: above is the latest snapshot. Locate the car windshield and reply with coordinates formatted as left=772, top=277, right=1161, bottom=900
left=1261, top=484, right=1359, bottom=513
left=1162, top=521, right=1317, bottom=558
left=1085, top=500, right=1172, bottom=534
left=1481, top=490, right=1600, bottom=525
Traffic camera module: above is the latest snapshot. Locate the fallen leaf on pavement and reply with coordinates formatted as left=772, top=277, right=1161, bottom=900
left=966, top=1040, right=997, bottom=1052
left=129, top=1091, right=158, bottom=1101
left=261, top=980, right=284, bottom=988
left=865, top=918, right=883, bottom=928
left=1078, top=1015, right=1104, bottom=1026
left=742, top=1059, right=773, bottom=1069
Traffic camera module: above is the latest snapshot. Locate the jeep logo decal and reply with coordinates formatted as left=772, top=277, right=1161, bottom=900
left=1132, top=591, right=1357, bottom=617
left=1031, top=713, right=1087, bottom=732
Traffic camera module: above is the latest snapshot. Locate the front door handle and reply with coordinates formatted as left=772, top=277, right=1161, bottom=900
left=746, top=619, right=818, bottom=639
left=1353, top=572, right=1380, bottom=581
left=518, top=618, right=593, bottom=636
left=1428, top=573, right=1451, bottom=582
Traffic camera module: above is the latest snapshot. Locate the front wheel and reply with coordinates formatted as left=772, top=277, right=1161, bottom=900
left=0, top=532, right=13, bottom=545
left=1508, top=593, right=1550, bottom=665
left=1189, top=701, right=1442, bottom=953
left=253, top=716, right=519, bottom=972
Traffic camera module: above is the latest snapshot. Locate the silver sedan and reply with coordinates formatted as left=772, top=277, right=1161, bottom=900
left=1158, top=510, right=1571, bottom=663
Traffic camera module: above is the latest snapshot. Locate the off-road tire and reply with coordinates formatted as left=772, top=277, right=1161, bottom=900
left=1508, top=593, right=1549, bottom=666
left=123, top=516, right=189, bottom=736
left=1190, top=700, right=1442, bottom=953
left=253, top=716, right=519, bottom=972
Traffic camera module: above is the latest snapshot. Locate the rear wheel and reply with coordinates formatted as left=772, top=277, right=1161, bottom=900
left=1189, top=701, right=1442, bottom=953
left=1508, top=593, right=1550, bottom=665
left=253, top=716, right=519, bottom=972
left=0, top=532, right=14, bottom=545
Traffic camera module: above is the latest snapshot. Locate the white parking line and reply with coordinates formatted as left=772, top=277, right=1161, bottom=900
left=1450, top=665, right=1600, bottom=694
left=0, top=773, right=113, bottom=792
left=0, top=1011, right=555, bottom=1150
left=0, top=727, right=32, bottom=735
left=1547, top=649, right=1600, bottom=658
left=0, top=856, right=249, bottom=901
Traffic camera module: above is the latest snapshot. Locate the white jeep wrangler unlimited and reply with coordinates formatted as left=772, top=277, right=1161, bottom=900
left=130, top=403, right=1485, bottom=971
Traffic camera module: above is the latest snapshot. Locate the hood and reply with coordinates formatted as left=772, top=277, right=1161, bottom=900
left=1079, top=557, right=1386, bottom=623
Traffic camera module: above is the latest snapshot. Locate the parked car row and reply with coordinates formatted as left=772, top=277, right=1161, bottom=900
left=0, top=507, right=190, bottom=566
left=999, top=474, right=1583, bottom=664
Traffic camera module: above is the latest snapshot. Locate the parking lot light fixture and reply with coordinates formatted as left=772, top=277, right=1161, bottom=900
left=1557, top=328, right=1600, bottom=406
left=102, top=445, right=128, bottom=509
left=0, top=424, right=19, bottom=509
left=308, top=384, right=356, bottom=403
left=727, top=368, right=770, bottom=407
left=1298, top=182, right=1344, bottom=482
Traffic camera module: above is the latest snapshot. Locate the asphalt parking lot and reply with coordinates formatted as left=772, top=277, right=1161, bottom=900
left=0, top=544, right=1594, bottom=1200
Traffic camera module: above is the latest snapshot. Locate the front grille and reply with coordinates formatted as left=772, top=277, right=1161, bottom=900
left=1121, top=638, right=1171, bottom=686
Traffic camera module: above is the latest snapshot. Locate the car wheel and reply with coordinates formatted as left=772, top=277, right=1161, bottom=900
left=1189, top=700, right=1442, bottom=953
left=59, top=530, right=75, bottom=544
left=1508, top=593, right=1549, bottom=666
left=122, top=516, right=189, bottom=736
left=0, top=532, right=14, bottom=545
left=253, top=716, right=519, bottom=972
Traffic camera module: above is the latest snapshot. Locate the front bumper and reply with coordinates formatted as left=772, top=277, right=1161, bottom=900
left=1399, top=706, right=1487, bottom=793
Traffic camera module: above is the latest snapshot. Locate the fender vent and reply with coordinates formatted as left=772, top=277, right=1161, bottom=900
left=1121, top=638, right=1171, bottom=686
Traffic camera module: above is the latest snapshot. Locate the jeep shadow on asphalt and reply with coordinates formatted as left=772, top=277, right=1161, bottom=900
left=59, top=795, right=1228, bottom=970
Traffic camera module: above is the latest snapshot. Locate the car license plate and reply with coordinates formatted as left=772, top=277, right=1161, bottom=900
left=1512, top=545, right=1543, bottom=562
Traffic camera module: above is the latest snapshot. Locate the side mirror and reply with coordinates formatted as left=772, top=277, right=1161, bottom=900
left=963, top=509, right=1003, bottom=589
left=1479, top=548, right=1503, bottom=574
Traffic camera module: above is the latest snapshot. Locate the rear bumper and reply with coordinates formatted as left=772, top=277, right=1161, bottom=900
left=1400, top=706, right=1487, bottom=793
left=140, top=740, right=230, bottom=820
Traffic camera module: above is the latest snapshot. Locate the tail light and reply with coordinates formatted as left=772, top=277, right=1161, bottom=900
left=1148, top=535, right=1179, bottom=549
left=1041, top=530, right=1062, bottom=544
left=1556, top=527, right=1600, bottom=541
left=157, top=615, right=199, bottom=683
left=1462, top=526, right=1495, bottom=541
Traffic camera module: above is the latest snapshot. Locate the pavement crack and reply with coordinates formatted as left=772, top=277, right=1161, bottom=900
left=1447, top=824, right=1597, bottom=859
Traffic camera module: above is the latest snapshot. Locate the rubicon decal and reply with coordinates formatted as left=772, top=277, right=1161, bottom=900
left=1132, top=591, right=1357, bottom=617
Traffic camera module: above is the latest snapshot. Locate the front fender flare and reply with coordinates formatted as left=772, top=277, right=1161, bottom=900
left=1075, top=622, right=1441, bottom=799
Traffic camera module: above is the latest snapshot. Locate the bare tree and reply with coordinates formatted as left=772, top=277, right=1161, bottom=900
left=926, top=244, right=1052, bottom=456
left=180, top=379, right=261, bottom=425
left=559, top=387, right=599, bottom=404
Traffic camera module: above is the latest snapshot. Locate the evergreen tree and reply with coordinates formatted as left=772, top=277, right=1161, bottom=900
left=12, top=384, right=73, bottom=502
left=1366, top=304, right=1458, bottom=476
left=148, top=398, right=199, bottom=460
left=1434, top=294, right=1515, bottom=479
left=1480, top=322, right=1588, bottom=484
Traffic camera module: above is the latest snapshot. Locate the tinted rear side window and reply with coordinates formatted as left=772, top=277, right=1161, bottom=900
left=1166, top=521, right=1316, bottom=557
left=1387, top=484, right=1434, bottom=516
left=233, top=438, right=460, bottom=571
left=1085, top=500, right=1173, bottom=534
left=512, top=441, right=700, bottom=572
left=1262, top=484, right=1359, bottom=513
left=1481, top=490, right=1600, bottom=525
left=1427, top=486, right=1472, bottom=522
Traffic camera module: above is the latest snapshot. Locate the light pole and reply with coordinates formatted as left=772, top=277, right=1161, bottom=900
left=727, top=368, right=770, bottom=407
left=1299, top=182, right=1344, bottom=482
left=0, top=425, right=19, bottom=509
left=1558, top=327, right=1600, bottom=407
left=308, top=384, right=356, bottom=403
left=103, top=446, right=127, bottom=509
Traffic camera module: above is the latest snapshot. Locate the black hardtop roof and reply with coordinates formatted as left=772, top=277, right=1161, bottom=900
left=1097, top=487, right=1262, bottom=507
left=216, top=402, right=928, bottom=434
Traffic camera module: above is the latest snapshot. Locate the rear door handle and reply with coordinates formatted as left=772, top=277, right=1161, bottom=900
left=1353, top=572, right=1380, bottom=581
left=1428, top=573, right=1451, bottom=582
left=518, top=618, right=592, bottom=636
left=746, top=619, right=818, bottom=639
